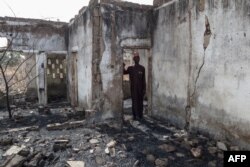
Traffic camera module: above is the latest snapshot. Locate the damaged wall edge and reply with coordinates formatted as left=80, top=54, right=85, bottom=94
left=185, top=0, right=194, bottom=130
left=186, top=15, right=212, bottom=130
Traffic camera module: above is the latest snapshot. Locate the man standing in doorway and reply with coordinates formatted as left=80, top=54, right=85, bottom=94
left=124, top=51, right=146, bottom=120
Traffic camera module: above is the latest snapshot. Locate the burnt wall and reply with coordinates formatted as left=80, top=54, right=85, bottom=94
left=68, top=7, right=93, bottom=109
left=152, top=0, right=250, bottom=148
left=91, top=0, right=153, bottom=120
left=0, top=17, right=68, bottom=106
left=152, top=0, right=190, bottom=128
left=0, top=17, right=68, bottom=51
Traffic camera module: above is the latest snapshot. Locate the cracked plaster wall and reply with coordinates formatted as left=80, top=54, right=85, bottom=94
left=0, top=17, right=68, bottom=105
left=95, top=1, right=153, bottom=120
left=0, top=17, right=68, bottom=51
left=190, top=0, right=250, bottom=148
left=152, top=0, right=190, bottom=128
left=67, top=0, right=153, bottom=121
left=3, top=1, right=250, bottom=147
left=152, top=0, right=250, bottom=148
left=68, top=7, right=93, bottom=109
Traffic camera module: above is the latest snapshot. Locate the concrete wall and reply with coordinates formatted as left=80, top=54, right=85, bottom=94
left=94, top=0, right=153, bottom=120
left=1, top=1, right=250, bottom=148
left=152, top=0, right=250, bottom=147
left=0, top=17, right=68, bottom=105
left=152, top=0, right=190, bottom=127
left=0, top=17, right=68, bottom=51
left=190, top=0, right=250, bottom=148
left=67, top=0, right=153, bottom=121
left=68, top=7, right=93, bottom=109
left=24, top=54, right=37, bottom=99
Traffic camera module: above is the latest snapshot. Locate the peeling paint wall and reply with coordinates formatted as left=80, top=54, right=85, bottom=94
left=94, top=1, right=153, bottom=120
left=0, top=17, right=68, bottom=105
left=1, top=0, right=249, bottom=147
left=0, top=17, right=68, bottom=51
left=153, top=0, right=250, bottom=147
left=67, top=0, right=153, bottom=121
left=68, top=7, right=93, bottom=109
left=190, top=0, right=250, bottom=148
left=152, top=0, right=190, bottom=127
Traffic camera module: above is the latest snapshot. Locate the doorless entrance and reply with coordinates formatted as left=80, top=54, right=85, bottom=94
left=122, top=48, right=152, bottom=117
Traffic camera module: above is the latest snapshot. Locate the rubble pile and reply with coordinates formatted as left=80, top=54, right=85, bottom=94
left=0, top=106, right=238, bottom=167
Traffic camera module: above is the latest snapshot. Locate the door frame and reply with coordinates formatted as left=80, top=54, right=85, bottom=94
left=121, top=46, right=152, bottom=116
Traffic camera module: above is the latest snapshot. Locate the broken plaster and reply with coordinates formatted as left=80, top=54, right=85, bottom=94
left=185, top=1, right=193, bottom=130
left=191, top=15, right=211, bottom=99
left=186, top=15, right=212, bottom=130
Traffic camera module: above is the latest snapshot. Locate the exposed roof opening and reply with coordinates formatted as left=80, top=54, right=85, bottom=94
left=0, top=37, right=8, bottom=49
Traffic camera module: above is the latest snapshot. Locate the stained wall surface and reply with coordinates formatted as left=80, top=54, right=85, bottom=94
left=152, top=0, right=190, bottom=127
left=68, top=7, right=93, bottom=109
left=67, top=0, right=153, bottom=120
left=2, top=0, right=250, bottom=148
left=190, top=0, right=250, bottom=148
left=0, top=17, right=68, bottom=51
left=0, top=17, right=68, bottom=105
left=94, top=0, right=153, bottom=120
left=152, top=0, right=250, bottom=147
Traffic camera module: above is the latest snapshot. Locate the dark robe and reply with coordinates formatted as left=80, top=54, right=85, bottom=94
left=124, top=64, right=146, bottom=119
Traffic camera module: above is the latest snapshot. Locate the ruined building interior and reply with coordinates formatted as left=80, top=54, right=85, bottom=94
left=0, top=0, right=250, bottom=166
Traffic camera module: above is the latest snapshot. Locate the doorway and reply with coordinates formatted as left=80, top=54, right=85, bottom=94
left=46, top=54, right=67, bottom=103
left=122, top=48, right=152, bottom=119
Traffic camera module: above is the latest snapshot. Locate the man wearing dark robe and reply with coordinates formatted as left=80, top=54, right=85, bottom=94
left=124, top=52, right=146, bottom=120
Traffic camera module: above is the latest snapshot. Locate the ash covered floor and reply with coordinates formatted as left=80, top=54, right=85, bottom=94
left=0, top=103, right=232, bottom=167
